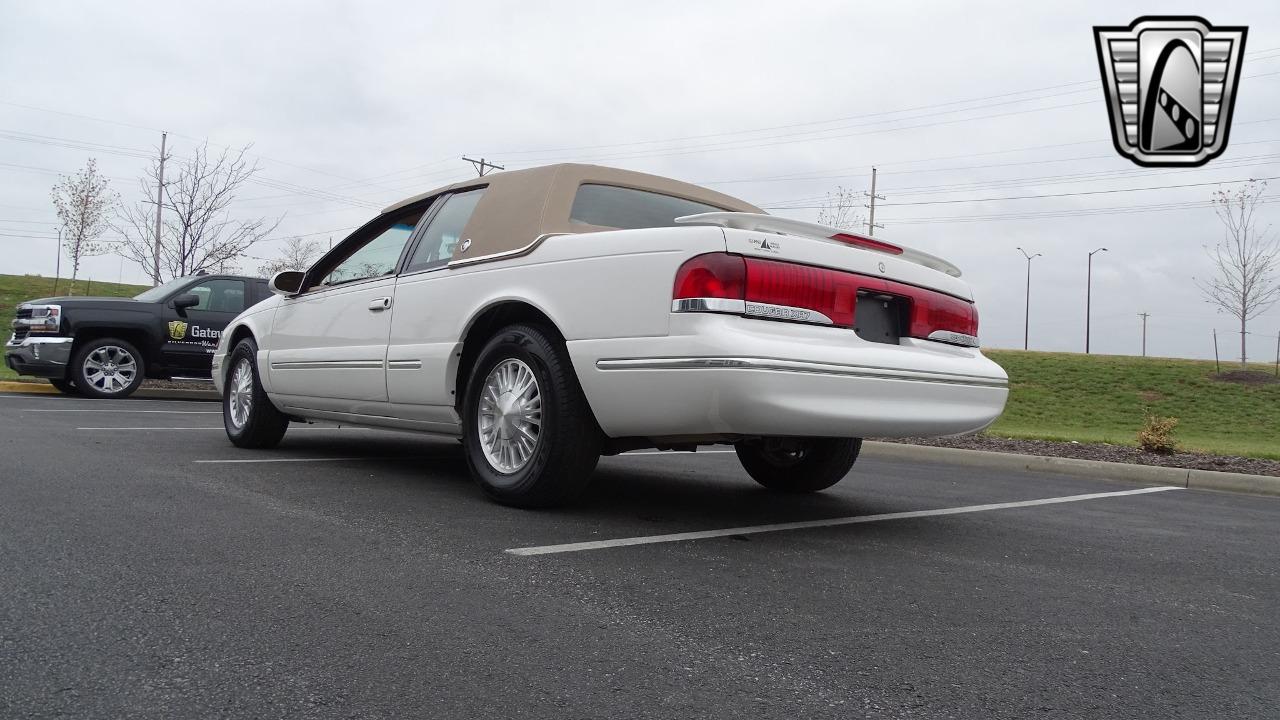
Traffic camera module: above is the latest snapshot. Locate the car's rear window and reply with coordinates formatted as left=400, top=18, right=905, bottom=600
left=569, top=183, right=724, bottom=230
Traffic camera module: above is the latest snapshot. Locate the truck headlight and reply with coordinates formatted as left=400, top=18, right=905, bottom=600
left=16, top=304, right=62, bottom=334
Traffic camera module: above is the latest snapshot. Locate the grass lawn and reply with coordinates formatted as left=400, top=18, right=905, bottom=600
left=1, top=273, right=149, bottom=381
left=985, top=349, right=1280, bottom=460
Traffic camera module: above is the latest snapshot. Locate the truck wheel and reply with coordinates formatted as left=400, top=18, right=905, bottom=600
left=223, top=338, right=289, bottom=449
left=49, top=378, right=80, bottom=395
left=735, top=438, right=862, bottom=493
left=462, top=323, right=601, bottom=508
left=71, top=338, right=145, bottom=399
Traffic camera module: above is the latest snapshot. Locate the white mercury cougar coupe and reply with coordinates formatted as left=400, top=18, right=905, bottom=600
left=213, top=164, right=1008, bottom=506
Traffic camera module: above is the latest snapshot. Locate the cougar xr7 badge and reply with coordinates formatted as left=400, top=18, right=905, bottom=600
left=1094, top=16, right=1247, bottom=167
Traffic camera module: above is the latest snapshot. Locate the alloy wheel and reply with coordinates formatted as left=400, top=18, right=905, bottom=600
left=228, top=358, right=254, bottom=429
left=477, top=358, right=543, bottom=473
left=82, top=345, right=138, bottom=395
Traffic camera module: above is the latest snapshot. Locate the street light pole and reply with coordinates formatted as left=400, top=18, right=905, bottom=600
left=1086, top=247, right=1108, bottom=354
left=1016, top=247, right=1041, bottom=351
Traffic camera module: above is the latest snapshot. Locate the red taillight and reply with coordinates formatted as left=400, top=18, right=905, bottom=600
left=673, top=253, right=746, bottom=300
left=671, top=253, right=978, bottom=346
left=830, top=232, right=904, bottom=255
left=742, top=257, right=856, bottom=326
left=903, top=286, right=978, bottom=339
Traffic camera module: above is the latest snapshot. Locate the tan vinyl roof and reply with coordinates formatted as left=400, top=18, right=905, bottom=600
left=381, top=163, right=764, bottom=262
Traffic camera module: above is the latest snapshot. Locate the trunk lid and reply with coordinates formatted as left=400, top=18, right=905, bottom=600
left=675, top=212, right=970, bottom=301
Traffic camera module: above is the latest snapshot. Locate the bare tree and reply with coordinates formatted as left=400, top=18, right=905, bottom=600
left=115, top=141, right=281, bottom=282
left=817, top=186, right=865, bottom=232
left=1197, top=180, right=1279, bottom=366
left=51, top=158, right=118, bottom=291
left=257, top=235, right=326, bottom=277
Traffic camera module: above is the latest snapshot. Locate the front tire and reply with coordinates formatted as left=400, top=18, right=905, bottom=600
left=736, top=438, right=862, bottom=493
left=70, top=338, right=145, bottom=399
left=462, top=323, right=601, bottom=508
left=223, top=338, right=289, bottom=449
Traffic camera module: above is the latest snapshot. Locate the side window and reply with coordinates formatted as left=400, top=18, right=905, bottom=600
left=569, top=184, right=724, bottom=230
left=404, top=188, right=486, bottom=272
left=317, top=207, right=426, bottom=288
left=183, top=279, right=246, bottom=313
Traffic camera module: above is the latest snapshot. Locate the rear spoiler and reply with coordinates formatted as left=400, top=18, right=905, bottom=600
left=674, top=212, right=962, bottom=278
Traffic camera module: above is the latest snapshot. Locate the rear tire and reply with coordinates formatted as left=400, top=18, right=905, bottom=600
left=49, top=378, right=79, bottom=395
left=70, top=337, right=145, bottom=399
left=223, top=338, right=289, bottom=449
left=736, top=438, right=862, bottom=493
left=462, top=323, right=601, bottom=508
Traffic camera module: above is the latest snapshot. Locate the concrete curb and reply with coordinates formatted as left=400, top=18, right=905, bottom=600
left=863, top=441, right=1280, bottom=497
left=0, top=380, right=219, bottom=401
left=0, top=381, right=58, bottom=394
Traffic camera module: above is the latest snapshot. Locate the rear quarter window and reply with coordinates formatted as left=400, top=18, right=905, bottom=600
left=569, top=183, right=724, bottom=230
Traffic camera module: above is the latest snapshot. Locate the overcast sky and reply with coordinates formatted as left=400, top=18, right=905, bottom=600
left=2, top=1, right=1278, bottom=362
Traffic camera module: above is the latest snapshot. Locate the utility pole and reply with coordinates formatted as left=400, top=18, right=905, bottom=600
left=462, top=156, right=504, bottom=177
left=152, top=131, right=167, bottom=286
left=1274, top=329, right=1279, bottom=377
left=1138, top=312, right=1150, bottom=357
left=1212, top=329, right=1220, bottom=374
left=1086, top=247, right=1108, bottom=354
left=864, top=167, right=885, bottom=236
left=1016, top=247, right=1041, bottom=351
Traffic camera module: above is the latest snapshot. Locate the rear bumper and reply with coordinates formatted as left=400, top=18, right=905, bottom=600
left=568, top=314, right=1008, bottom=439
left=4, top=336, right=74, bottom=379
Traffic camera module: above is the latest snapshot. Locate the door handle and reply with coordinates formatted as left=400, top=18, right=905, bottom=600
left=368, top=297, right=392, bottom=312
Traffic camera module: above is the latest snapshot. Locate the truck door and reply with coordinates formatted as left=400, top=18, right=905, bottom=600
left=161, top=278, right=248, bottom=375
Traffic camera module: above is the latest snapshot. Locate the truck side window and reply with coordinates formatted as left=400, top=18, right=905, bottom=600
left=184, top=279, right=247, bottom=313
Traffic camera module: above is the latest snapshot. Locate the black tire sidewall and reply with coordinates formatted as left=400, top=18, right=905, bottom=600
left=736, top=438, right=862, bottom=493
left=70, top=338, right=146, bottom=399
left=49, top=378, right=80, bottom=395
left=462, top=324, right=598, bottom=507
left=222, top=338, right=288, bottom=448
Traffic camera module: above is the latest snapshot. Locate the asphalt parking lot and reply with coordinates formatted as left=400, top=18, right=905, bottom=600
left=2, top=393, right=1277, bottom=719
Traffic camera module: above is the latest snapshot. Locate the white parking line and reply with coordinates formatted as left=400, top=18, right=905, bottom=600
left=77, top=426, right=373, bottom=431
left=27, top=409, right=220, bottom=414
left=0, top=394, right=213, bottom=404
left=505, top=486, right=1183, bottom=556
left=194, top=457, right=373, bottom=464
left=622, top=450, right=736, bottom=456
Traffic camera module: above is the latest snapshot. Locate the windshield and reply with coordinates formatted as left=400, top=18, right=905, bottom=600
left=132, top=277, right=193, bottom=303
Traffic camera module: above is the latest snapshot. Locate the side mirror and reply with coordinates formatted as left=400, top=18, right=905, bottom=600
left=269, top=270, right=305, bottom=297
left=172, top=294, right=200, bottom=317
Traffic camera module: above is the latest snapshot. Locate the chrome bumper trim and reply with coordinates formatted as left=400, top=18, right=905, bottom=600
left=671, top=298, right=834, bottom=325
left=926, top=330, right=980, bottom=348
left=6, top=336, right=74, bottom=347
left=595, top=356, right=1008, bottom=389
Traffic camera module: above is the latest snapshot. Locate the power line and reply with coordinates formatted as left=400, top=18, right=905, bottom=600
left=763, top=175, right=1280, bottom=210
left=492, top=85, right=1100, bottom=158
left=501, top=100, right=1099, bottom=166
left=485, top=45, right=1280, bottom=160
left=878, top=196, right=1280, bottom=225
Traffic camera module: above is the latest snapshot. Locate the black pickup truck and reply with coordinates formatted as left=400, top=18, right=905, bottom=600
left=5, top=274, right=269, bottom=398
